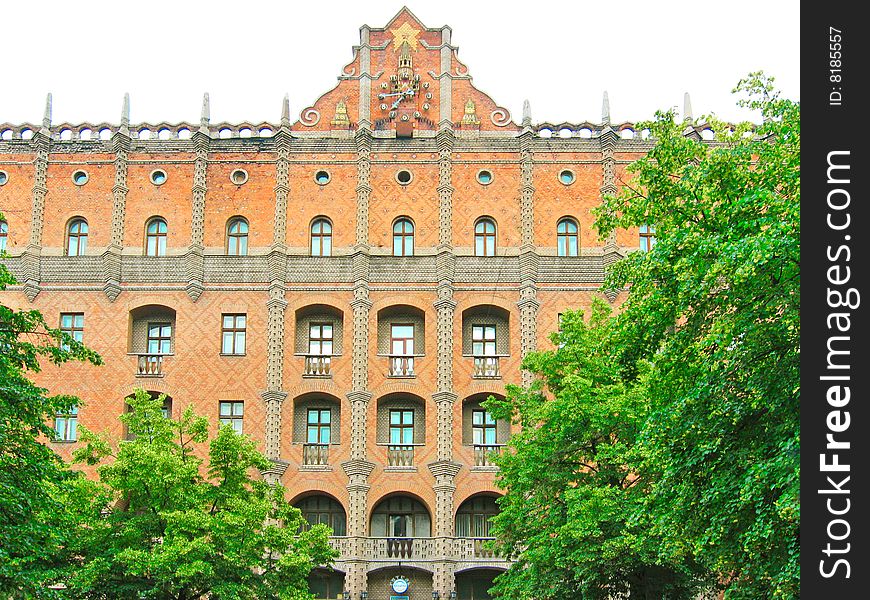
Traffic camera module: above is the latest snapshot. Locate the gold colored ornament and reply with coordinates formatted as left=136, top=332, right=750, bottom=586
left=461, top=99, right=480, bottom=125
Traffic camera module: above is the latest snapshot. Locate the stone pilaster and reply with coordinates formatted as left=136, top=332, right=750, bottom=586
left=262, top=277, right=288, bottom=468
left=599, top=121, right=621, bottom=302
left=518, top=127, right=535, bottom=252
left=186, top=95, right=210, bottom=302
left=429, top=460, right=462, bottom=598
left=354, top=127, right=372, bottom=249
left=436, top=126, right=455, bottom=250
left=273, top=96, right=291, bottom=250
left=103, top=94, right=130, bottom=302
left=518, top=247, right=540, bottom=386
left=22, top=95, right=52, bottom=302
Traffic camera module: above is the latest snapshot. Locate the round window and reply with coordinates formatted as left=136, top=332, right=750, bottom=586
left=230, top=169, right=249, bottom=185
left=314, top=170, right=331, bottom=185
left=396, top=170, right=413, bottom=185
left=477, top=170, right=493, bottom=185
left=150, top=169, right=167, bottom=185
left=0, top=171, right=8, bottom=186
left=559, top=169, right=575, bottom=185
left=72, top=170, right=89, bottom=186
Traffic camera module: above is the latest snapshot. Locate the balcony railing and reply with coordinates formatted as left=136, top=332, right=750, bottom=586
left=388, top=355, right=415, bottom=377
left=387, top=445, right=414, bottom=467
left=303, top=355, right=332, bottom=377
left=327, top=537, right=507, bottom=563
left=135, top=354, right=164, bottom=377
left=472, top=356, right=500, bottom=378
left=473, top=444, right=503, bottom=467
left=302, top=443, right=329, bottom=466
left=386, top=537, right=414, bottom=558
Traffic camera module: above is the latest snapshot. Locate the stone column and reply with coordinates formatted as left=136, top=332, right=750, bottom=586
left=599, top=99, right=621, bottom=302
left=185, top=94, right=210, bottom=302
left=103, top=94, right=130, bottom=302
left=340, top=125, right=377, bottom=599
left=261, top=97, right=293, bottom=484
left=22, top=95, right=52, bottom=302
left=518, top=117, right=540, bottom=385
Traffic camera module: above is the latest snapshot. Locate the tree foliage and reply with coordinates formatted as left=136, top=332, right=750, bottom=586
left=489, top=74, right=799, bottom=599
left=55, top=388, right=335, bottom=599
left=0, top=242, right=102, bottom=596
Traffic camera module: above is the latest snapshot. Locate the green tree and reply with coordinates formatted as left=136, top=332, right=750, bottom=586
left=595, top=73, right=799, bottom=598
left=486, top=302, right=712, bottom=600
left=0, top=238, right=102, bottom=597
left=59, top=388, right=335, bottom=599
left=488, top=74, right=799, bottom=599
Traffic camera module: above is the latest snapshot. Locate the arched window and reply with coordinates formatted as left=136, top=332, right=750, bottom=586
left=639, top=224, right=656, bottom=252
left=370, top=496, right=431, bottom=538
left=474, top=218, right=496, bottom=256
left=0, top=220, right=7, bottom=253
left=556, top=218, right=579, bottom=257
left=145, top=218, right=167, bottom=256
left=295, top=495, right=347, bottom=536
left=66, top=218, right=88, bottom=256
left=310, top=218, right=332, bottom=256
left=455, top=495, right=499, bottom=538
left=392, top=218, right=414, bottom=257
left=227, top=217, right=249, bottom=256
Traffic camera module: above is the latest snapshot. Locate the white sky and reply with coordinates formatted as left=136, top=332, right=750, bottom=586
left=2, top=0, right=799, bottom=127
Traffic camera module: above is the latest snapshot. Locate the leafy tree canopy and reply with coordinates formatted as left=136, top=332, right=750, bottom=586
left=488, top=73, right=799, bottom=599
left=0, top=240, right=102, bottom=596
left=56, top=389, right=335, bottom=600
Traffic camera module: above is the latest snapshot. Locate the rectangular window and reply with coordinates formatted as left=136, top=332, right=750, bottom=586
left=390, top=324, right=414, bottom=356
left=147, top=323, right=172, bottom=354
left=54, top=406, right=78, bottom=442
left=389, top=409, right=414, bottom=445
left=306, top=408, right=332, bottom=444
left=59, top=312, right=84, bottom=351
left=472, top=409, right=497, bottom=445
left=472, top=325, right=497, bottom=356
left=221, top=314, right=246, bottom=355
left=219, top=401, right=244, bottom=433
left=639, top=224, right=656, bottom=252
left=389, top=513, right=411, bottom=537
left=309, top=323, right=334, bottom=356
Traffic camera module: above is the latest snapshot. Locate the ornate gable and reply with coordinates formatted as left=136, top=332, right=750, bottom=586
left=293, top=6, right=517, bottom=135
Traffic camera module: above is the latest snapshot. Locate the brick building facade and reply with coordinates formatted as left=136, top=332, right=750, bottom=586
left=0, top=7, right=714, bottom=600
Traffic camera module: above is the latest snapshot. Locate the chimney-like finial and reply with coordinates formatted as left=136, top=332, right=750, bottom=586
left=201, top=93, right=211, bottom=126
left=281, top=94, right=290, bottom=127
left=683, top=92, right=693, bottom=123
left=602, top=91, right=611, bottom=125
left=522, top=99, right=531, bottom=126
left=121, top=93, right=130, bottom=127
left=42, top=93, right=53, bottom=130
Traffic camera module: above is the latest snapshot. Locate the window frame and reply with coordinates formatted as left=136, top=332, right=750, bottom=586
left=226, top=217, right=249, bottom=256
left=145, top=217, right=168, bottom=257
left=308, top=322, right=334, bottom=356
left=310, top=218, right=333, bottom=257
left=0, top=220, right=7, bottom=253
left=147, top=322, right=172, bottom=355
left=221, top=313, right=247, bottom=355
left=59, top=312, right=84, bottom=352
left=389, top=409, right=415, bottom=445
left=392, top=217, right=414, bottom=257
left=219, top=401, right=244, bottom=433
left=639, top=223, right=656, bottom=252
left=556, top=217, right=579, bottom=257
left=474, top=218, right=496, bottom=257
left=471, top=324, right=497, bottom=356
left=54, top=406, right=78, bottom=442
left=306, top=408, right=332, bottom=444
left=471, top=409, right=497, bottom=446
left=66, top=218, right=88, bottom=256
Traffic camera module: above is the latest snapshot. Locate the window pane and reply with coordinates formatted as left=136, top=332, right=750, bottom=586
left=320, top=410, right=331, bottom=424
left=310, top=340, right=322, bottom=354
left=307, top=426, right=320, bottom=443
left=320, top=427, right=331, bottom=444
left=475, top=237, right=485, bottom=256
left=390, top=428, right=401, bottom=444
left=473, top=411, right=483, bottom=425
left=220, top=402, right=232, bottom=416
left=322, top=325, right=332, bottom=338
left=472, top=326, right=483, bottom=341
left=233, top=403, right=244, bottom=416
left=568, top=237, right=578, bottom=256
left=61, top=314, right=73, bottom=328
left=390, top=411, right=401, bottom=425
left=322, top=237, right=332, bottom=256
left=392, top=325, right=413, bottom=338
left=404, top=236, right=413, bottom=256
left=402, top=428, right=413, bottom=444
left=472, top=428, right=482, bottom=445
left=311, top=237, right=321, bottom=256
left=235, top=332, right=245, bottom=353
left=222, top=332, right=234, bottom=353
left=308, top=409, right=319, bottom=424
left=486, top=237, right=495, bottom=255
left=485, top=427, right=497, bottom=445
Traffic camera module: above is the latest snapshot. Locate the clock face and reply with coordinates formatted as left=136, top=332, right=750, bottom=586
left=391, top=577, right=409, bottom=594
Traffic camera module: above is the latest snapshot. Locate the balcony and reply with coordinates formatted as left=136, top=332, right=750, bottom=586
left=472, top=356, right=500, bottom=378
left=302, top=443, right=330, bottom=466
left=386, top=445, right=414, bottom=467
left=388, top=355, right=415, bottom=377
left=135, top=353, right=165, bottom=377
left=473, top=444, right=503, bottom=467
left=326, top=537, right=506, bottom=563
left=303, top=355, right=332, bottom=378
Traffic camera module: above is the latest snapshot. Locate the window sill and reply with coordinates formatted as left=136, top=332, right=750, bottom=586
left=219, top=353, right=247, bottom=357
left=469, top=465, right=500, bottom=473
left=299, top=465, right=333, bottom=472
left=383, top=466, right=417, bottom=473
left=51, top=439, right=77, bottom=444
